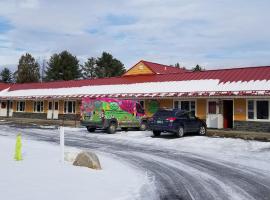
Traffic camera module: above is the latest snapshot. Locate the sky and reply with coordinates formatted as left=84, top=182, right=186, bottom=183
left=0, top=0, right=270, bottom=71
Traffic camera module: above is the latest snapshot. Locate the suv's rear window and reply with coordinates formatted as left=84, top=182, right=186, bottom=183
left=154, top=110, right=175, bottom=117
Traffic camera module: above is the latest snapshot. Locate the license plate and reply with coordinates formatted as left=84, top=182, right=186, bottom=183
left=157, top=120, right=163, bottom=124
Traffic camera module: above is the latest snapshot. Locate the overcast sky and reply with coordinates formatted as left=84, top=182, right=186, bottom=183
left=0, top=0, right=269, bottom=70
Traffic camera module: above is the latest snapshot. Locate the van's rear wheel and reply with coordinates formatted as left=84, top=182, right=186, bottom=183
left=107, top=123, right=117, bottom=134
left=153, top=130, right=161, bottom=137
left=87, top=127, right=96, bottom=133
left=139, top=122, right=147, bottom=131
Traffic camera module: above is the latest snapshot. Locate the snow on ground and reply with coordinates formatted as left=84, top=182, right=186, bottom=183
left=64, top=127, right=270, bottom=172
left=0, top=136, right=156, bottom=200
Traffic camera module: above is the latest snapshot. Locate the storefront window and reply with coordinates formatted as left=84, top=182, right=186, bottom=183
left=64, top=101, right=76, bottom=114
left=174, top=100, right=196, bottom=116
left=256, top=101, right=269, bottom=120
left=248, top=100, right=269, bottom=120
left=16, top=101, right=25, bottom=112
left=34, top=101, right=44, bottom=112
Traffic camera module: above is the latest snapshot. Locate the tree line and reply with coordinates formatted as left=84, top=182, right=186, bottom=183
left=0, top=51, right=204, bottom=83
left=0, top=51, right=126, bottom=83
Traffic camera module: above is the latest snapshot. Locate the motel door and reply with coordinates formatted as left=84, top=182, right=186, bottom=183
left=47, top=101, right=59, bottom=119
left=0, top=101, right=7, bottom=117
left=206, top=100, right=221, bottom=128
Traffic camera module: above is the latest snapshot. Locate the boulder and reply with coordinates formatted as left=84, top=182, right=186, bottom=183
left=73, top=151, right=102, bottom=170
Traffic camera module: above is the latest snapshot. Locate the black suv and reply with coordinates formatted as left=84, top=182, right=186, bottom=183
left=148, top=109, right=207, bottom=137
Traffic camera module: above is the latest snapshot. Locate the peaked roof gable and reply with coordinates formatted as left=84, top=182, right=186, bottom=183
left=123, top=60, right=187, bottom=76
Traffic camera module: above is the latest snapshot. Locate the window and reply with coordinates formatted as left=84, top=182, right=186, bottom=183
left=54, top=102, right=59, bottom=110
left=257, top=101, right=269, bottom=120
left=64, top=101, right=76, bottom=114
left=139, top=100, right=145, bottom=109
left=247, top=100, right=269, bottom=120
left=208, top=101, right=217, bottom=114
left=248, top=100, right=254, bottom=119
left=17, top=101, right=25, bottom=112
left=174, top=100, right=196, bottom=116
left=136, top=103, right=145, bottom=114
left=1, top=102, right=6, bottom=109
left=48, top=102, right=52, bottom=110
left=34, top=101, right=44, bottom=112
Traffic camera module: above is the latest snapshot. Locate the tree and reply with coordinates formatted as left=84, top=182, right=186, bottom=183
left=95, top=52, right=126, bottom=78
left=16, top=53, right=40, bottom=83
left=45, top=50, right=81, bottom=81
left=175, top=62, right=181, bottom=68
left=0, top=68, right=13, bottom=83
left=192, top=64, right=204, bottom=72
left=81, top=57, right=96, bottom=79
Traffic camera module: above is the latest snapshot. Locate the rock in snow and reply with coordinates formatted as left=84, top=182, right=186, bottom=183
left=73, top=151, right=102, bottom=170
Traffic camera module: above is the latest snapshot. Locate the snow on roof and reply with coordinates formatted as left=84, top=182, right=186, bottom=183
left=1, top=79, right=270, bottom=99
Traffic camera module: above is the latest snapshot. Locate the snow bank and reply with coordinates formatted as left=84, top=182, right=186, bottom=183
left=0, top=136, right=156, bottom=200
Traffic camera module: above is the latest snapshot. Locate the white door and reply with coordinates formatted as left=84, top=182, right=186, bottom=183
left=0, top=101, right=7, bottom=117
left=8, top=101, right=13, bottom=117
left=47, top=101, right=53, bottom=119
left=53, top=101, right=59, bottom=119
left=206, top=100, right=223, bottom=128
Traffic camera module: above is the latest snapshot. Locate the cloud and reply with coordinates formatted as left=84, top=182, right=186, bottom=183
left=0, top=0, right=269, bottom=70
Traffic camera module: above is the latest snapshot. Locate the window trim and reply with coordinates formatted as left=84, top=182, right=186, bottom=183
left=16, top=101, right=26, bottom=112
left=64, top=100, right=76, bottom=114
left=33, top=100, right=44, bottom=113
left=246, top=99, right=270, bottom=122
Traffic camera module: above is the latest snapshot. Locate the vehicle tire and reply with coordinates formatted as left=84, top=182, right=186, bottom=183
left=121, top=127, right=128, bottom=132
left=153, top=130, right=161, bottom=137
left=175, top=127, right=184, bottom=138
left=139, top=122, right=147, bottom=131
left=87, top=127, right=96, bottom=133
left=107, top=122, right=117, bottom=134
left=198, top=126, right=206, bottom=136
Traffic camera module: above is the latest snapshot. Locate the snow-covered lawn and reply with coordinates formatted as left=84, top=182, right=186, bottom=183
left=0, top=136, right=155, bottom=200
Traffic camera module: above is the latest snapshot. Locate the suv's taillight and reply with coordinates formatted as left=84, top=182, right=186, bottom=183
left=166, top=117, right=176, bottom=122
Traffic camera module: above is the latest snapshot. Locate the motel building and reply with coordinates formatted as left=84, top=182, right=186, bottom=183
left=0, top=60, right=269, bottom=132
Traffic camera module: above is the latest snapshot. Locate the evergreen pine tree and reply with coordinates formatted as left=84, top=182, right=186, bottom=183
left=16, top=53, right=40, bottom=83
left=192, top=64, right=204, bottom=71
left=0, top=67, right=13, bottom=83
left=45, top=50, right=81, bottom=81
left=82, top=57, right=96, bottom=79
left=95, top=52, right=126, bottom=78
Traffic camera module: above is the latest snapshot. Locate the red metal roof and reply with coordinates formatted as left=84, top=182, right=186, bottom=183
left=7, top=65, right=270, bottom=91
left=0, top=83, right=10, bottom=90
left=141, top=60, right=188, bottom=74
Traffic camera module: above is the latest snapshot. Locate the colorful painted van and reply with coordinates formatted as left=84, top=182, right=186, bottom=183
left=80, top=97, right=148, bottom=134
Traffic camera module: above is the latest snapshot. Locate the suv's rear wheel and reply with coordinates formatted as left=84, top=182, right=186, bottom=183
left=87, top=127, right=96, bottom=133
left=175, top=127, right=184, bottom=138
left=198, top=126, right=206, bottom=135
left=107, top=122, right=117, bottom=134
left=153, top=130, right=161, bottom=137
